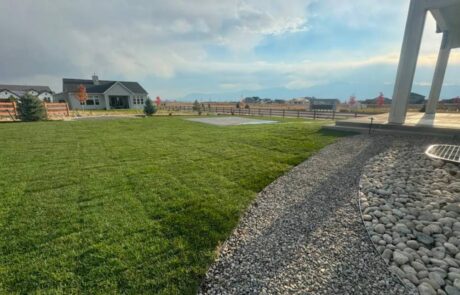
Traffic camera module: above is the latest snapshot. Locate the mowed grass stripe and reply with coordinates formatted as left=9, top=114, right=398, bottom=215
left=0, top=117, right=346, bottom=294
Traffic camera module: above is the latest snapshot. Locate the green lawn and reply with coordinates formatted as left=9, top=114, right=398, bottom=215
left=0, top=116, right=346, bottom=294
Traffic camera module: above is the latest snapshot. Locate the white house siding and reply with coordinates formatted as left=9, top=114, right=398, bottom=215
left=104, top=83, right=131, bottom=96
left=68, top=93, right=107, bottom=110
left=0, top=90, right=19, bottom=100
left=130, top=94, right=147, bottom=110
left=103, top=83, right=147, bottom=110
left=37, top=92, right=53, bottom=102
left=1, top=90, right=52, bottom=101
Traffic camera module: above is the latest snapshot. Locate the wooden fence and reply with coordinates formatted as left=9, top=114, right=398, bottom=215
left=0, top=101, right=69, bottom=121
left=161, top=105, right=367, bottom=120
left=44, top=102, right=70, bottom=118
left=0, top=102, right=18, bottom=120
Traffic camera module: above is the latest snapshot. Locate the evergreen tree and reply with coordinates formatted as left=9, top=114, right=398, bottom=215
left=193, top=100, right=202, bottom=115
left=19, top=94, right=46, bottom=121
left=144, top=98, right=157, bottom=116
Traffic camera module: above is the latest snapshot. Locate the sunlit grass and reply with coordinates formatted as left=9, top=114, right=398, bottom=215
left=0, top=116, right=346, bottom=294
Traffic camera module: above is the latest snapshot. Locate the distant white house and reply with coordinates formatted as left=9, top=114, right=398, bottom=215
left=54, top=75, right=149, bottom=110
left=288, top=97, right=310, bottom=105
left=0, top=84, right=54, bottom=101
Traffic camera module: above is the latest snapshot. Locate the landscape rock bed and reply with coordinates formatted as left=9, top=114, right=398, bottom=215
left=360, top=140, right=460, bottom=295
left=201, top=135, right=410, bottom=294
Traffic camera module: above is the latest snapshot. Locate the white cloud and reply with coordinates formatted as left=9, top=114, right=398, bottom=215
left=0, top=0, right=458, bottom=98
left=0, top=0, right=313, bottom=85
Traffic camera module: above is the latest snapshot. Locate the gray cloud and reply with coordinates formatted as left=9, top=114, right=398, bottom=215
left=0, top=0, right=312, bottom=92
left=1, top=0, right=457, bottom=99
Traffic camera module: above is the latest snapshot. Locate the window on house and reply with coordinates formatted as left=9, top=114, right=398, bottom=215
left=140, top=98, right=144, bottom=104
left=80, top=101, right=86, bottom=105
left=133, top=98, right=137, bottom=104
left=95, top=99, right=100, bottom=105
left=86, top=99, right=95, bottom=105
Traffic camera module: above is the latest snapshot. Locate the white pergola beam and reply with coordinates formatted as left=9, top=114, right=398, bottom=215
left=389, top=0, right=427, bottom=124
left=430, top=9, right=449, bottom=31
left=423, top=0, right=460, bottom=9
left=451, top=34, right=460, bottom=48
left=426, top=32, right=451, bottom=114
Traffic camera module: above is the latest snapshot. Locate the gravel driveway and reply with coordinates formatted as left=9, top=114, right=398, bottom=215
left=200, top=134, right=410, bottom=294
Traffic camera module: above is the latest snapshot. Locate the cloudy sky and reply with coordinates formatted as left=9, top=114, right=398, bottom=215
left=1, top=0, right=459, bottom=101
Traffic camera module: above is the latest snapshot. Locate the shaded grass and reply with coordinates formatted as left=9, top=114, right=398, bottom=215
left=0, top=116, right=347, bottom=294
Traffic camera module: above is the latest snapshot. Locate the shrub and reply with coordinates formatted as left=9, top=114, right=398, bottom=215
left=193, top=100, right=202, bottom=115
left=19, top=94, right=46, bottom=121
left=144, top=98, right=157, bottom=116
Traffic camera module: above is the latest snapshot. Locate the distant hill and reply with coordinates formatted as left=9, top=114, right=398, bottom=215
left=441, top=96, right=460, bottom=103
left=179, top=83, right=459, bottom=102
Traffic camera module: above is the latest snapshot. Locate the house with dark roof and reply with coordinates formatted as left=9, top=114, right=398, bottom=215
left=308, top=98, right=340, bottom=111
left=54, top=75, right=149, bottom=110
left=0, top=84, right=53, bottom=102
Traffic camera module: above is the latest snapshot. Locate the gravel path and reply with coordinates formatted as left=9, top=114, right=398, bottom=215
left=200, top=135, right=410, bottom=294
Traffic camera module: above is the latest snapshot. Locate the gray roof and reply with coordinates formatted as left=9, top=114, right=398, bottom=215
left=62, top=78, right=148, bottom=94
left=0, top=84, right=52, bottom=93
left=309, top=98, right=340, bottom=104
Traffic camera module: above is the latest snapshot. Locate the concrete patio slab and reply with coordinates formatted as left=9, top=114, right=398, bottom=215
left=186, top=117, right=277, bottom=126
left=325, top=112, right=460, bottom=137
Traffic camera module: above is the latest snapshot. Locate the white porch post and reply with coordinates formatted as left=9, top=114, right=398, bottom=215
left=388, top=0, right=427, bottom=124
left=104, top=94, right=110, bottom=110
left=426, top=32, right=451, bottom=114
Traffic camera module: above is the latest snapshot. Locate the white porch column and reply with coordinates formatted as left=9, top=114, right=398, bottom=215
left=104, top=94, right=110, bottom=110
left=388, top=0, right=427, bottom=124
left=426, top=32, right=451, bottom=114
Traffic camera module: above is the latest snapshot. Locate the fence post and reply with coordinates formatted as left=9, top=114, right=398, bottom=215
left=269, top=109, right=272, bottom=117
left=65, top=103, right=70, bottom=116
left=283, top=109, right=285, bottom=118
left=332, top=110, right=335, bottom=120
left=355, top=112, right=357, bottom=118
left=297, top=110, right=300, bottom=118
left=43, top=102, right=49, bottom=119
left=314, top=110, right=316, bottom=120
left=12, top=101, right=17, bottom=117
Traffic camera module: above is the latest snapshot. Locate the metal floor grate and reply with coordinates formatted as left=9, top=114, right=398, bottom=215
left=425, top=144, right=460, bottom=163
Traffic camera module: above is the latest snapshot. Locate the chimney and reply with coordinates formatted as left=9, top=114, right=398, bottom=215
left=92, top=73, right=99, bottom=85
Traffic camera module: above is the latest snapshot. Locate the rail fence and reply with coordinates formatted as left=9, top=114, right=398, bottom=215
left=161, top=105, right=366, bottom=120
left=0, top=101, right=70, bottom=121
left=44, top=102, right=70, bottom=118
left=0, top=102, right=18, bottom=120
